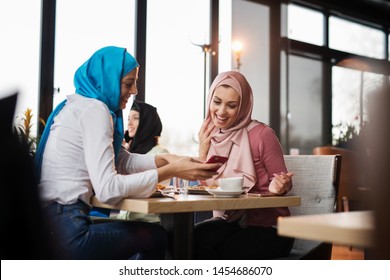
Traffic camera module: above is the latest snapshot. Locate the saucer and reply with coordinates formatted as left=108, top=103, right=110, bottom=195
left=206, top=188, right=244, bottom=198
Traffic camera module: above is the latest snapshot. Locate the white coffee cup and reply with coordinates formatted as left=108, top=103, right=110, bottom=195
left=218, top=177, right=243, bottom=191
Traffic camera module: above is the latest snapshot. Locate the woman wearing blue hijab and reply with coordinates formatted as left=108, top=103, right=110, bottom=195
left=36, top=46, right=220, bottom=259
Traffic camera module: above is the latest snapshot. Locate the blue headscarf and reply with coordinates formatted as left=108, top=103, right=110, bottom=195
left=34, top=46, right=138, bottom=181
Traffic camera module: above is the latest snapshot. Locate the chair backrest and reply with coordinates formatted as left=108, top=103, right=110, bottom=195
left=279, top=155, right=341, bottom=259
left=313, top=146, right=361, bottom=211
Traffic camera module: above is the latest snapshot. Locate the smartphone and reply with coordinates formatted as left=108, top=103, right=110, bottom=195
left=205, top=155, right=228, bottom=171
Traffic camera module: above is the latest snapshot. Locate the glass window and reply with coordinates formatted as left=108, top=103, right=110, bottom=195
left=329, top=16, right=385, bottom=59
left=0, top=0, right=41, bottom=134
left=332, top=66, right=361, bottom=144
left=285, top=55, right=323, bottom=155
left=219, top=0, right=232, bottom=72
left=54, top=0, right=136, bottom=110
left=287, top=4, right=324, bottom=46
left=231, top=0, right=270, bottom=125
left=146, top=0, right=210, bottom=155
left=332, top=66, right=384, bottom=145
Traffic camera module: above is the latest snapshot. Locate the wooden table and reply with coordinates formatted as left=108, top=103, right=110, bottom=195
left=92, top=194, right=301, bottom=259
left=277, top=210, right=374, bottom=248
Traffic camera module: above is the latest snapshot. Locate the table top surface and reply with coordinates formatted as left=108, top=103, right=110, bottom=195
left=277, top=210, right=374, bottom=248
left=91, top=194, right=301, bottom=214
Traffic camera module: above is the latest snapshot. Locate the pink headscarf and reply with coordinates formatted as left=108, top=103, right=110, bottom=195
left=205, top=71, right=259, bottom=189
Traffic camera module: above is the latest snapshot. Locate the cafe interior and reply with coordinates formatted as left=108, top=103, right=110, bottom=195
left=1, top=0, right=390, bottom=260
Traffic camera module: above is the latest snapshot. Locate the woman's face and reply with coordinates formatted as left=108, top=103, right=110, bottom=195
left=120, top=67, right=139, bottom=109
left=210, top=85, right=240, bottom=129
left=127, top=109, right=140, bottom=138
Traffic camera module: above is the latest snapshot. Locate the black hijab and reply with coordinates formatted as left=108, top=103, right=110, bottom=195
left=125, top=100, right=163, bottom=154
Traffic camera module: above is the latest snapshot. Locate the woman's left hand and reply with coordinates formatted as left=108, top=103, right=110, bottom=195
left=268, top=172, right=294, bottom=195
left=198, top=117, right=216, bottom=161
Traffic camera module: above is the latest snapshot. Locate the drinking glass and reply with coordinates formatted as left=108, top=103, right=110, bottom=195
left=172, top=177, right=189, bottom=196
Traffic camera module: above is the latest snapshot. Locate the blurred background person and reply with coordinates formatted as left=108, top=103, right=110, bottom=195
left=123, top=100, right=168, bottom=154
left=364, top=80, right=390, bottom=259
left=117, top=100, right=168, bottom=222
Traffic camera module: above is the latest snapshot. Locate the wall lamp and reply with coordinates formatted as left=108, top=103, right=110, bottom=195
left=232, top=41, right=243, bottom=72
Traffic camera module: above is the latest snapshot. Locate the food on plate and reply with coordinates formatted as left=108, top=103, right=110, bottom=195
left=156, top=184, right=166, bottom=190
left=188, top=185, right=217, bottom=190
left=150, top=184, right=168, bottom=197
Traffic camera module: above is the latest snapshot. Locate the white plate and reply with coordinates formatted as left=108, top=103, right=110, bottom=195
left=205, top=188, right=244, bottom=198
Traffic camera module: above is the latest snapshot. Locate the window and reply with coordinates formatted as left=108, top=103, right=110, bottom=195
left=329, top=16, right=385, bottom=59
left=0, top=0, right=41, bottom=134
left=284, top=55, right=323, bottom=155
left=332, top=66, right=385, bottom=144
left=388, top=33, right=390, bottom=61
left=231, top=0, right=270, bottom=125
left=285, top=4, right=389, bottom=152
left=332, top=67, right=361, bottom=143
left=145, top=0, right=210, bottom=155
left=54, top=0, right=136, bottom=110
left=287, top=4, right=324, bottom=46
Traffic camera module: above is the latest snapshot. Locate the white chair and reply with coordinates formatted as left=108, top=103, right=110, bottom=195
left=275, top=155, right=341, bottom=260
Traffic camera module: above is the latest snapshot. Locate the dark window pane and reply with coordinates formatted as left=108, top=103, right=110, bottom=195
left=287, top=55, right=323, bottom=155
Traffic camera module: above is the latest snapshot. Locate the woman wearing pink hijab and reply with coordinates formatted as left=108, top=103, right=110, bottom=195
left=194, top=71, right=294, bottom=259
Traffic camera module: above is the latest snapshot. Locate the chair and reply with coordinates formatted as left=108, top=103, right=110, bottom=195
left=313, top=146, right=365, bottom=212
left=275, top=155, right=341, bottom=260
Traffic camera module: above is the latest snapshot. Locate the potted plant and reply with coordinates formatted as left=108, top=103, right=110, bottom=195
left=13, top=108, right=45, bottom=158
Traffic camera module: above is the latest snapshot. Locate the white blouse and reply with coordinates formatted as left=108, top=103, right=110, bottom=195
left=39, top=94, right=158, bottom=206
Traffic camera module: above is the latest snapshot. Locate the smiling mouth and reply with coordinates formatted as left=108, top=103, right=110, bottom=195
left=215, top=115, right=228, bottom=121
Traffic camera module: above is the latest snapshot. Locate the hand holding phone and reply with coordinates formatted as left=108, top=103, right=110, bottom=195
left=205, top=155, right=228, bottom=171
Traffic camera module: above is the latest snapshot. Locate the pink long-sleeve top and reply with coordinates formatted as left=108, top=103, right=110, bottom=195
left=244, top=123, right=291, bottom=227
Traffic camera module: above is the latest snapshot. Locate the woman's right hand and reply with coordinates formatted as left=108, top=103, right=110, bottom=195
left=198, top=117, right=216, bottom=161
left=157, top=156, right=221, bottom=182
left=268, top=172, right=294, bottom=195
